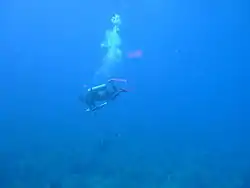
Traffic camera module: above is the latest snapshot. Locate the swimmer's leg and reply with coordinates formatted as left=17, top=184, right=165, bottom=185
left=108, top=78, right=127, bottom=83
left=85, top=104, right=96, bottom=112
left=86, top=102, right=108, bottom=112
left=110, top=88, right=128, bottom=101
left=106, top=79, right=118, bottom=93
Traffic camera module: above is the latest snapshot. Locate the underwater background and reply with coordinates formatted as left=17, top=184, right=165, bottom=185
left=0, top=0, right=249, bottom=187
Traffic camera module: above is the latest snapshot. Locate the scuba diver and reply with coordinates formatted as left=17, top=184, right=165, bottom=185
left=79, top=79, right=128, bottom=112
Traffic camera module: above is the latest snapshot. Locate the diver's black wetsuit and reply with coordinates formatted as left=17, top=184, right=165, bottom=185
left=79, top=80, right=127, bottom=112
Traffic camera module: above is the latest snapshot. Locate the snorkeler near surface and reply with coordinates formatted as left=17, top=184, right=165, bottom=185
left=96, top=14, right=122, bottom=78
left=79, top=79, right=128, bottom=112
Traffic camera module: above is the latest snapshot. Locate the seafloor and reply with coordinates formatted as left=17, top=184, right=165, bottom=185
left=1, top=128, right=249, bottom=188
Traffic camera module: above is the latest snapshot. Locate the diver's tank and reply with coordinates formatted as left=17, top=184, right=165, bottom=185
left=87, top=84, right=106, bottom=92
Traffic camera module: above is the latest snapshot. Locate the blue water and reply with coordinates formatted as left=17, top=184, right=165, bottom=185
left=0, top=0, right=249, bottom=187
